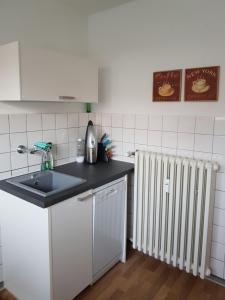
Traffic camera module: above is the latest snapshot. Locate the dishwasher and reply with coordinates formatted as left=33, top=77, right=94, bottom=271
left=93, top=176, right=127, bottom=282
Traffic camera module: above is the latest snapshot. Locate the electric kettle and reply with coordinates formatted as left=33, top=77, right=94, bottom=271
left=85, top=120, right=98, bottom=164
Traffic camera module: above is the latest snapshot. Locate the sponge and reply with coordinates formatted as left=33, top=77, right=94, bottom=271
left=34, top=142, right=52, bottom=151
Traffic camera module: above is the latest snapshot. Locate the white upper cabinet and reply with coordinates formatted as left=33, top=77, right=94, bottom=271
left=0, top=41, right=98, bottom=102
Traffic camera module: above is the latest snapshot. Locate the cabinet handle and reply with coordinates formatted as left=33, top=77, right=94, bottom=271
left=77, top=190, right=93, bottom=201
left=59, top=96, right=76, bottom=100
left=106, top=189, right=118, bottom=197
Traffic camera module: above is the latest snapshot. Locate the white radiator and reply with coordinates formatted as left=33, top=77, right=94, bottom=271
left=133, top=151, right=219, bottom=279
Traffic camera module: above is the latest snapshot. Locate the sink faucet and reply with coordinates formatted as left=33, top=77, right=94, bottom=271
left=17, top=143, right=54, bottom=171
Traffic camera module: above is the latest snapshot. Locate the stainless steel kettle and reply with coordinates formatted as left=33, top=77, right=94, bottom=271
left=85, top=120, right=98, bottom=164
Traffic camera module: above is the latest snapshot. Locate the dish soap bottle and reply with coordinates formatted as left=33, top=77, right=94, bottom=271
left=41, top=143, right=54, bottom=171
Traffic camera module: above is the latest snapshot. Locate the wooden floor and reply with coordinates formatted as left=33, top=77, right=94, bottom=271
left=1, top=248, right=225, bottom=300
left=76, top=248, right=225, bottom=300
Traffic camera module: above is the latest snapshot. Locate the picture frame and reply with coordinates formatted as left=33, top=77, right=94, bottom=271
left=184, top=66, right=220, bottom=101
left=153, top=69, right=182, bottom=102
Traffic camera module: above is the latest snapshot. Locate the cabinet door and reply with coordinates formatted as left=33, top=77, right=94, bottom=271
left=93, top=180, right=126, bottom=278
left=50, top=191, right=93, bottom=300
left=21, top=47, right=98, bottom=102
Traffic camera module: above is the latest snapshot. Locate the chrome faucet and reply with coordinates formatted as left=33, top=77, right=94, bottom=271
left=17, top=143, right=54, bottom=171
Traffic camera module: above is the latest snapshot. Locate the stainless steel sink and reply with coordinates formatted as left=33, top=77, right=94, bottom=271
left=7, top=170, right=86, bottom=197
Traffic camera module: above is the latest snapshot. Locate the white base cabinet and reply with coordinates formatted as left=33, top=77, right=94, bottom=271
left=0, top=176, right=128, bottom=300
left=0, top=41, right=98, bottom=102
left=0, top=190, right=93, bottom=300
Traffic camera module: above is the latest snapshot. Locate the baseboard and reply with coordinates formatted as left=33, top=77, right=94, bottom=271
left=207, top=275, right=225, bottom=287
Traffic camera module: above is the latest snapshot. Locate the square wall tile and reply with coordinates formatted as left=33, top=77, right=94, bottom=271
left=69, top=143, right=77, bottom=157
left=42, top=130, right=56, bottom=144
left=135, top=130, right=148, bottom=145
left=211, top=242, right=225, bottom=261
left=214, top=117, right=225, bottom=135
left=68, top=128, right=78, bottom=143
left=112, top=127, right=123, bottom=141
left=95, top=113, right=102, bottom=126
left=10, top=132, right=27, bottom=152
left=213, top=136, right=225, bottom=155
left=78, top=127, right=86, bottom=140
left=101, top=113, right=111, bottom=127
left=12, top=168, right=28, bottom=177
left=194, top=134, right=213, bottom=153
left=0, top=171, right=11, bottom=180
left=177, top=149, right=193, bottom=158
left=213, top=225, right=225, bottom=244
left=212, top=154, right=225, bottom=173
left=9, top=114, right=26, bottom=133
left=148, top=131, right=162, bottom=147
left=27, top=114, right=42, bottom=131
left=148, top=145, right=162, bottom=153
left=195, top=116, right=214, bottom=134
left=123, top=129, right=134, bottom=143
left=178, top=116, right=196, bottom=133
left=68, top=113, right=78, bottom=128
left=0, top=115, right=9, bottom=134
left=148, top=115, right=162, bottom=131
left=55, top=158, right=70, bottom=166
left=0, top=153, right=11, bottom=172
left=162, top=132, right=177, bottom=149
left=56, top=129, right=69, bottom=144
left=161, top=147, right=177, bottom=156
left=135, top=115, right=148, bottom=130
left=27, top=131, right=43, bottom=148
left=177, top=133, right=194, bottom=150
left=123, top=114, right=135, bottom=129
left=11, top=152, right=28, bottom=170
left=29, top=165, right=40, bottom=173
left=56, top=113, right=68, bottom=129
left=111, top=114, right=123, bottom=128
left=135, top=144, right=147, bottom=151
left=210, top=258, right=224, bottom=278
left=0, top=134, right=10, bottom=153
left=194, top=151, right=212, bottom=161
left=112, top=141, right=123, bottom=156
left=56, top=144, right=69, bottom=159
left=216, top=172, right=225, bottom=192
left=215, top=191, right=225, bottom=210
left=123, top=143, right=135, bottom=157
left=42, top=114, right=55, bottom=130
left=163, top=116, right=178, bottom=132
left=28, top=153, right=41, bottom=167
left=213, top=208, right=225, bottom=227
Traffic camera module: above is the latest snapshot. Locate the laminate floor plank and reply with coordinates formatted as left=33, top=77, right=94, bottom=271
left=1, top=250, right=225, bottom=300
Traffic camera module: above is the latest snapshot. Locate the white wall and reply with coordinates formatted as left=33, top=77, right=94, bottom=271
left=88, top=0, right=225, bottom=115
left=0, top=0, right=88, bottom=114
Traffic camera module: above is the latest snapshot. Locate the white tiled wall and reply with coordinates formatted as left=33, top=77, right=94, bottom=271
left=0, top=112, right=225, bottom=280
left=0, top=112, right=99, bottom=179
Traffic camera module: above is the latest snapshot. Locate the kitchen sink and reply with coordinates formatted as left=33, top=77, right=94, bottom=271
left=7, top=170, right=86, bottom=197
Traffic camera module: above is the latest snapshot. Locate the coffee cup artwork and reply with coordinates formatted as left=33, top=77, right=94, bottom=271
left=185, top=66, right=219, bottom=101
left=153, top=70, right=181, bottom=101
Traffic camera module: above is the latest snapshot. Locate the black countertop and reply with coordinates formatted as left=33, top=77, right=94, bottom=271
left=0, top=160, right=134, bottom=208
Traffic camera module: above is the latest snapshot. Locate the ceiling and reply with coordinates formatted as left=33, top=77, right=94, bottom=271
left=69, top=0, right=134, bottom=15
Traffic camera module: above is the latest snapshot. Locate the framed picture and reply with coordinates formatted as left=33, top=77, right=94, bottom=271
left=185, top=66, right=220, bottom=101
left=153, top=69, right=182, bottom=102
